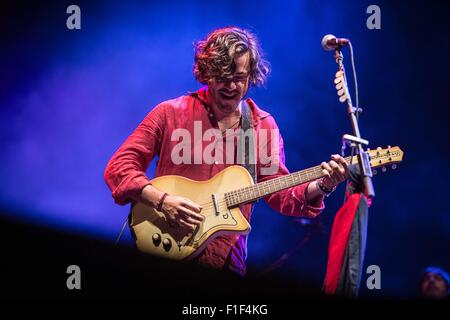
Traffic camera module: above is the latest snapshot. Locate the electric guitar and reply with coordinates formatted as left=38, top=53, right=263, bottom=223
left=130, top=146, right=403, bottom=260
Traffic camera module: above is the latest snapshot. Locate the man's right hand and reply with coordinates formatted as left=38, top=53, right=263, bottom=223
left=141, top=184, right=204, bottom=230
left=160, top=195, right=204, bottom=230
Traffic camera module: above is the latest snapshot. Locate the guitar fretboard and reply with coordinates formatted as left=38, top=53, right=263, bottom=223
left=224, top=155, right=355, bottom=207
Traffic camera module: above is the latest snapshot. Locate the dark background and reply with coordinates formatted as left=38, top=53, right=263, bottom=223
left=0, top=0, right=449, bottom=300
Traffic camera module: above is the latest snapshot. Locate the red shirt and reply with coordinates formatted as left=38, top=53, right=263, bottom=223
left=104, top=87, right=324, bottom=275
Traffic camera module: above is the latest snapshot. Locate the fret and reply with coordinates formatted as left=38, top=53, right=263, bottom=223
left=295, top=174, right=299, bottom=186
left=301, top=171, right=308, bottom=182
left=264, top=182, right=269, bottom=195
left=255, top=185, right=261, bottom=199
left=269, top=180, right=276, bottom=193
left=289, top=174, right=296, bottom=186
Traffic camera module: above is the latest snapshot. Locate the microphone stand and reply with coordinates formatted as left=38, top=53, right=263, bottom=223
left=334, top=47, right=375, bottom=198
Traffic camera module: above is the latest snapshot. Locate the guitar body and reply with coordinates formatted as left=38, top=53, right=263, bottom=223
left=130, top=165, right=253, bottom=261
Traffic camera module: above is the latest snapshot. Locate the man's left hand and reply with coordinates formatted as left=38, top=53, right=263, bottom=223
left=320, top=154, right=349, bottom=190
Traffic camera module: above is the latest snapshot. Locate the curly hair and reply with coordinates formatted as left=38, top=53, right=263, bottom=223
left=193, top=26, right=270, bottom=87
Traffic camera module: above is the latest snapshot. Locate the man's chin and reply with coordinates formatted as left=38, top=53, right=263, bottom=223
left=217, top=99, right=240, bottom=112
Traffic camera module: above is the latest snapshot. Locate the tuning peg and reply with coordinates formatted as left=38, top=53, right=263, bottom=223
left=337, top=88, right=345, bottom=96
left=339, top=95, right=347, bottom=103
left=382, top=166, right=387, bottom=173
left=335, top=70, right=343, bottom=77
left=334, top=77, right=344, bottom=84
left=335, top=82, right=343, bottom=90
left=391, top=164, right=397, bottom=170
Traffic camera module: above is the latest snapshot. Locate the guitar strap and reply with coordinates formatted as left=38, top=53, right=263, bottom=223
left=239, top=100, right=257, bottom=187
left=236, top=100, right=256, bottom=262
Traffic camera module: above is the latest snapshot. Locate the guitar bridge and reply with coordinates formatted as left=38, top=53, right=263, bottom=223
left=211, top=194, right=220, bottom=216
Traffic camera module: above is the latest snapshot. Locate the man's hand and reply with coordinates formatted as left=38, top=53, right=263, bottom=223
left=141, top=185, right=204, bottom=230
left=320, top=154, right=349, bottom=190
left=160, top=195, right=204, bottom=230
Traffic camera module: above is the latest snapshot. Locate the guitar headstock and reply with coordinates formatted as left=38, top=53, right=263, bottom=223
left=366, top=146, right=404, bottom=174
left=334, top=70, right=347, bottom=103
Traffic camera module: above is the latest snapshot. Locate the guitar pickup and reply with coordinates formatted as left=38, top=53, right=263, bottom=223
left=211, top=194, right=220, bottom=216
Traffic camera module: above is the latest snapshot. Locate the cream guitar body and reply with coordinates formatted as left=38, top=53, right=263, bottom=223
left=130, top=165, right=253, bottom=261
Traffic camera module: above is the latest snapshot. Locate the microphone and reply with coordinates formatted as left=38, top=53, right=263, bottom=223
left=321, top=34, right=350, bottom=51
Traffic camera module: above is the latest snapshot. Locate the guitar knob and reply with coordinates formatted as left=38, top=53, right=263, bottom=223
left=152, top=233, right=161, bottom=245
left=382, top=166, right=387, bottom=173
left=391, top=164, right=397, bottom=170
left=163, top=238, right=172, bottom=250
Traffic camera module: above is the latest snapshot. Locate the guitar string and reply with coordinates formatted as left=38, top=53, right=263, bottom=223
left=163, top=154, right=371, bottom=213
left=195, top=160, right=337, bottom=207
left=159, top=151, right=394, bottom=214
left=195, top=170, right=321, bottom=209
left=188, top=160, right=344, bottom=211
left=199, top=172, right=321, bottom=217
left=189, top=165, right=327, bottom=213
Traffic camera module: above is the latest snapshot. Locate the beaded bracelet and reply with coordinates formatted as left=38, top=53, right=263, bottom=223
left=318, top=179, right=336, bottom=196
left=156, top=192, right=168, bottom=211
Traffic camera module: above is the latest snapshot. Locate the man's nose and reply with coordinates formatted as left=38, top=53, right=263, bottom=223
left=224, top=79, right=237, bottom=91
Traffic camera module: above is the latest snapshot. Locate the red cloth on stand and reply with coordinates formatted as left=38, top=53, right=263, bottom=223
left=323, top=193, right=362, bottom=295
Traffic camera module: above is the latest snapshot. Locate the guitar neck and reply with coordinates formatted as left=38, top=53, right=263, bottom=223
left=225, top=155, right=355, bottom=207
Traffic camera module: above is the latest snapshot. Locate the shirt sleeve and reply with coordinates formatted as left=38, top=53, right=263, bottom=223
left=103, top=103, right=165, bottom=205
left=256, top=116, right=325, bottom=218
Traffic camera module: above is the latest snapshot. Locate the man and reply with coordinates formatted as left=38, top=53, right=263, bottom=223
left=420, top=266, right=450, bottom=299
left=104, top=26, right=348, bottom=276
